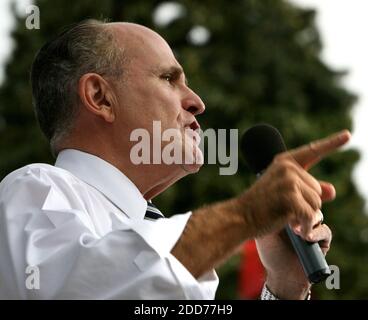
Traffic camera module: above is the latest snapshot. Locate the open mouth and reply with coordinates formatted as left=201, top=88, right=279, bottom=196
left=184, top=121, right=201, bottom=145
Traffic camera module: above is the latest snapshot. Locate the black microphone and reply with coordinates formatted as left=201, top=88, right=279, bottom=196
left=241, top=123, right=331, bottom=284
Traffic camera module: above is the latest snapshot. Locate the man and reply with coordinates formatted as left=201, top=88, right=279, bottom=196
left=0, top=19, right=350, bottom=299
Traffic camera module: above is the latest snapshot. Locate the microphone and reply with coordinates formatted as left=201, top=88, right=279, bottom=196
left=241, top=123, right=331, bottom=284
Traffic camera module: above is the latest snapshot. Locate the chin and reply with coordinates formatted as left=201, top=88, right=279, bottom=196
left=182, top=162, right=203, bottom=174
left=181, top=146, right=204, bottom=174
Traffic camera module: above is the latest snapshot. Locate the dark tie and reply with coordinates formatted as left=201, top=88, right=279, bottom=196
left=145, top=201, right=165, bottom=220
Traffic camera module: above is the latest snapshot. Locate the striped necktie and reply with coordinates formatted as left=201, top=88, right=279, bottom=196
left=145, top=201, right=165, bottom=220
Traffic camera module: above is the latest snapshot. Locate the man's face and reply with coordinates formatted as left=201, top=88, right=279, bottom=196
left=111, top=23, right=205, bottom=174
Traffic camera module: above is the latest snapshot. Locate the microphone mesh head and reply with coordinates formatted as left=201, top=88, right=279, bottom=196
left=241, top=124, right=287, bottom=174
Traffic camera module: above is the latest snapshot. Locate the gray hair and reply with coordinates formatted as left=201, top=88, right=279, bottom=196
left=30, top=19, right=124, bottom=155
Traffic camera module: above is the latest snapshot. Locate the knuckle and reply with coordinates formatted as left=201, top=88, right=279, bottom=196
left=273, top=155, right=294, bottom=172
left=300, top=229, right=310, bottom=239
left=273, top=153, right=286, bottom=163
left=289, top=220, right=299, bottom=230
left=310, top=176, right=322, bottom=195
left=285, top=187, right=299, bottom=206
left=305, top=233, right=314, bottom=242
left=286, top=177, right=300, bottom=194
left=310, top=193, right=322, bottom=211
left=302, top=210, right=314, bottom=227
left=324, top=224, right=332, bottom=239
left=304, top=209, right=314, bottom=221
left=278, top=165, right=289, bottom=178
left=316, top=196, right=322, bottom=209
left=315, top=194, right=323, bottom=206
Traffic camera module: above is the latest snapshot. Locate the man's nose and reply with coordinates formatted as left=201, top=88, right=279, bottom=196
left=182, top=89, right=206, bottom=116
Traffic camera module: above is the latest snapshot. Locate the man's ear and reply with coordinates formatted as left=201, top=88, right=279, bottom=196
left=78, top=73, right=116, bottom=123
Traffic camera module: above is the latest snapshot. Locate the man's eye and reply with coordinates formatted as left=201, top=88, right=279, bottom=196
left=161, top=74, right=172, bottom=82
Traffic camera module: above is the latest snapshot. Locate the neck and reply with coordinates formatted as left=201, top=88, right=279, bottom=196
left=58, top=141, right=187, bottom=200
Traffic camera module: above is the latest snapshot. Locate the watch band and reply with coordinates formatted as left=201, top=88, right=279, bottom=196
left=260, top=283, right=312, bottom=300
left=260, top=284, right=279, bottom=300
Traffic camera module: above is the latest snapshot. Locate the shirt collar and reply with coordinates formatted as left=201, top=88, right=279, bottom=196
left=55, top=149, right=147, bottom=220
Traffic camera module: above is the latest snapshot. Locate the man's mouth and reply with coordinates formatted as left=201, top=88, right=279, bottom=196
left=189, top=120, right=200, bottom=131
left=184, top=121, right=201, bottom=145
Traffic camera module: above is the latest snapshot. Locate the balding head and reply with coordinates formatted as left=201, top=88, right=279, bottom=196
left=31, top=19, right=125, bottom=154
left=107, top=22, right=177, bottom=71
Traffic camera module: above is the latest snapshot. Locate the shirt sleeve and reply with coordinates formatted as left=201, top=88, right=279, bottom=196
left=0, top=167, right=218, bottom=299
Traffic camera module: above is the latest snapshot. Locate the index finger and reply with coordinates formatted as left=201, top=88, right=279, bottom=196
left=289, top=130, right=351, bottom=169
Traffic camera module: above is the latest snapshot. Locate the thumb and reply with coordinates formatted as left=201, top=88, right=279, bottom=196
left=319, top=181, right=336, bottom=202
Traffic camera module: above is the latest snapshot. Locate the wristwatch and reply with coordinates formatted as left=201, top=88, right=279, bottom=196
left=260, top=284, right=311, bottom=300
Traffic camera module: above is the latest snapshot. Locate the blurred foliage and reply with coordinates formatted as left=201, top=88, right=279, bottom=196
left=0, top=0, right=367, bottom=299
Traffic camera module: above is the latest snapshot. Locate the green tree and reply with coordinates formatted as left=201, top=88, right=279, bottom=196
left=0, top=0, right=367, bottom=299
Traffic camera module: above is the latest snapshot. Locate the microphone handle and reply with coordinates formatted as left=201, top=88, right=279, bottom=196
left=285, top=224, right=331, bottom=283
left=256, top=172, right=330, bottom=283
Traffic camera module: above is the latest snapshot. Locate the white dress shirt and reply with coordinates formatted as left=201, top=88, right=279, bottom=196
left=0, top=149, right=218, bottom=299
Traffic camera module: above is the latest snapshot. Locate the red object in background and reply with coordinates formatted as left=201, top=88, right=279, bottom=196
left=238, top=240, right=265, bottom=299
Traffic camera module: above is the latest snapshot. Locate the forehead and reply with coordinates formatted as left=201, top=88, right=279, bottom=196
left=109, top=22, right=182, bottom=72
